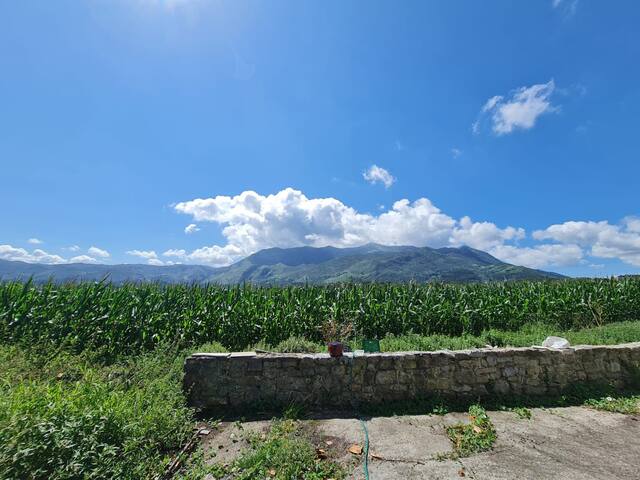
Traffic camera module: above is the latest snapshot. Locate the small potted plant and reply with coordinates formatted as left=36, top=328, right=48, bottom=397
left=320, top=318, right=353, bottom=358
left=327, top=340, right=344, bottom=358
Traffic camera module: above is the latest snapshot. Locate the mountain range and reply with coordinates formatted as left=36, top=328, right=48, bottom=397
left=0, top=244, right=564, bottom=284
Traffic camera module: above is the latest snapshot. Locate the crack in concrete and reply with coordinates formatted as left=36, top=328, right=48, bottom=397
left=370, top=455, right=427, bottom=465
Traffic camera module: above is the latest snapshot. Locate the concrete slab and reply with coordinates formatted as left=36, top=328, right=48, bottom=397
left=357, top=407, right=640, bottom=480
left=201, top=406, right=640, bottom=479
left=311, top=417, right=365, bottom=467
left=365, top=415, right=454, bottom=462
left=461, top=407, right=640, bottom=480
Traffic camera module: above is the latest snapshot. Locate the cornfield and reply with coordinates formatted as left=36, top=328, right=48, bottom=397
left=1, top=278, right=639, bottom=356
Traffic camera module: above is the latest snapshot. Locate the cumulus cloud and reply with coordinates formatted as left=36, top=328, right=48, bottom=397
left=534, top=218, right=640, bottom=266
left=624, top=216, right=640, bottom=233
left=126, top=249, right=168, bottom=266
left=0, top=244, right=108, bottom=265
left=476, top=80, right=559, bottom=135
left=88, top=246, right=110, bottom=258
left=533, top=220, right=613, bottom=245
left=126, top=250, right=158, bottom=260
left=27, top=238, right=43, bottom=245
left=172, top=188, right=530, bottom=267
left=163, top=249, right=187, bottom=257
left=69, top=255, right=99, bottom=264
left=451, top=217, right=525, bottom=251
left=141, top=188, right=634, bottom=271
left=0, top=245, right=66, bottom=264
left=171, top=188, right=640, bottom=270
left=363, top=165, right=396, bottom=188
left=184, top=223, right=200, bottom=234
left=491, top=244, right=584, bottom=269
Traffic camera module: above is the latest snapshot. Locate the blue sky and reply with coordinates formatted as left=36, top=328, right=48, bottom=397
left=1, top=0, right=639, bottom=276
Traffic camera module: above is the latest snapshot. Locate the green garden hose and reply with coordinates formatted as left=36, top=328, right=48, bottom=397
left=349, top=351, right=371, bottom=479
left=359, top=418, right=370, bottom=480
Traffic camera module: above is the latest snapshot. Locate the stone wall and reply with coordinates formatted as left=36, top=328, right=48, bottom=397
left=184, top=343, right=640, bottom=410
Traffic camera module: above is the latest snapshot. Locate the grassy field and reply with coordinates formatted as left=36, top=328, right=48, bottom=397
left=1, top=277, right=640, bottom=478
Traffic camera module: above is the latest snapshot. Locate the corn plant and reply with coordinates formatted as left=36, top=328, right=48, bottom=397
left=1, top=277, right=639, bottom=358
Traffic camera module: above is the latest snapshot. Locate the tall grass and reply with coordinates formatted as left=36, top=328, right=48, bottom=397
left=1, top=278, right=639, bottom=357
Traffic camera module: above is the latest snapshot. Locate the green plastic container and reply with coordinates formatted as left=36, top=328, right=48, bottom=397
left=363, top=339, right=380, bottom=353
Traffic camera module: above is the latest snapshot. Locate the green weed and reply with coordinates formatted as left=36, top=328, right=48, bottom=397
left=512, top=407, right=533, bottom=419
left=446, top=405, right=497, bottom=458
left=584, top=395, right=640, bottom=414
left=213, top=419, right=345, bottom=480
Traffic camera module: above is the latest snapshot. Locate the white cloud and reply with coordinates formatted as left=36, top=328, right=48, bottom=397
left=163, top=249, right=187, bottom=257
left=0, top=245, right=66, bottom=264
left=482, top=95, right=503, bottom=113
left=27, top=238, right=43, bottom=245
left=184, top=223, right=200, bottom=234
left=451, top=148, right=462, bottom=159
left=476, top=80, right=558, bottom=135
left=624, top=216, right=640, bottom=233
left=534, top=218, right=640, bottom=267
left=169, top=188, right=640, bottom=271
left=490, top=244, right=583, bottom=269
left=69, top=255, right=99, bottom=264
left=126, top=250, right=159, bottom=260
left=533, top=220, right=614, bottom=246
left=183, top=245, right=243, bottom=266
left=126, top=249, right=169, bottom=266
left=452, top=217, right=525, bottom=251
left=65, top=245, right=81, bottom=252
left=88, top=246, right=110, bottom=258
left=363, top=165, right=396, bottom=188
left=173, top=188, right=525, bottom=267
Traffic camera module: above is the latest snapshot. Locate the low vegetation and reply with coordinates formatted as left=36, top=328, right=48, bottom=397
left=511, top=407, right=533, bottom=420
left=445, top=405, right=497, bottom=458
left=0, top=345, right=193, bottom=480
left=211, top=419, right=345, bottom=480
left=584, top=395, right=640, bottom=414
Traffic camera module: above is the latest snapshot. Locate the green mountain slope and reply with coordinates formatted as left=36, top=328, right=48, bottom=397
left=0, top=244, right=564, bottom=284
left=211, top=244, right=563, bottom=284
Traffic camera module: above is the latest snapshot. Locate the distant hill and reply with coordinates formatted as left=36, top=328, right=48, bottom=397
left=0, top=244, right=564, bottom=284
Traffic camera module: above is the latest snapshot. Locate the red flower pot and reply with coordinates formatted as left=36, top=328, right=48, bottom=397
left=327, top=341, right=344, bottom=358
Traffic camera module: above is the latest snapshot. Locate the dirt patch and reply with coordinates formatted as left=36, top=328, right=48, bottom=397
left=198, top=420, right=271, bottom=467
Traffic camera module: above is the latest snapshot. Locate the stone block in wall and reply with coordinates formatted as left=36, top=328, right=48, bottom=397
left=375, top=370, right=397, bottom=385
